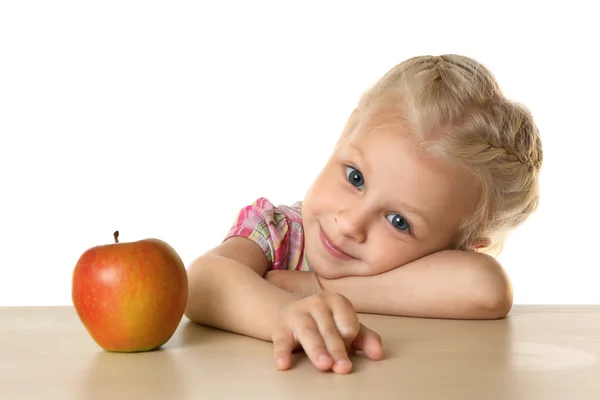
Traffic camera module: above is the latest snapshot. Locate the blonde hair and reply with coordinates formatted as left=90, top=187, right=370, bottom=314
left=357, top=54, right=543, bottom=256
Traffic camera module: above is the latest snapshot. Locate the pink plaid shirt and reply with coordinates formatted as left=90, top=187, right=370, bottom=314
left=224, top=197, right=311, bottom=271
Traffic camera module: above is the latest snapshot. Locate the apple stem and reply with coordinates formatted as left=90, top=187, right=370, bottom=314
left=114, top=231, right=119, bottom=243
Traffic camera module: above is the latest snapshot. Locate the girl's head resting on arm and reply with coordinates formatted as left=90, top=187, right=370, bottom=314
left=301, top=54, right=543, bottom=279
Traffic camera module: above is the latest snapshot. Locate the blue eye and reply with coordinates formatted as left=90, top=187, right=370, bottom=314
left=345, top=167, right=364, bottom=189
left=386, top=213, right=410, bottom=232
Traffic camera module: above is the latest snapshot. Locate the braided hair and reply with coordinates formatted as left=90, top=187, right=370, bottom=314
left=357, top=54, right=543, bottom=255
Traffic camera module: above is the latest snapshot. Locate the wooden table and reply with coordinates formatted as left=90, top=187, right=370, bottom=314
left=1, top=306, right=598, bottom=399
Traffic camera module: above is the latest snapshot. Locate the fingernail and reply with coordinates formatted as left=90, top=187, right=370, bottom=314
left=335, top=358, right=349, bottom=365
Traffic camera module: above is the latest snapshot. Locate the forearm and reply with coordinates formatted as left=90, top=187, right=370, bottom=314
left=321, top=250, right=513, bottom=320
left=184, top=254, right=301, bottom=341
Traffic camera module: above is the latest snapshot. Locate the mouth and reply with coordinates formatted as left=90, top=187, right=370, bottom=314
left=319, top=227, right=355, bottom=261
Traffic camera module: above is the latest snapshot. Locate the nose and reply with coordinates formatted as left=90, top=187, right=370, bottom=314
left=334, top=207, right=369, bottom=243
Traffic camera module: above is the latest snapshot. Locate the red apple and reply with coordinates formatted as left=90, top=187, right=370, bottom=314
left=72, top=231, right=188, bottom=352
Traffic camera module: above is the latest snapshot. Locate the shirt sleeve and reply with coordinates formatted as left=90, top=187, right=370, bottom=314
left=223, top=197, right=292, bottom=270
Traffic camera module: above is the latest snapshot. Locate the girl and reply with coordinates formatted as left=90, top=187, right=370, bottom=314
left=184, top=54, right=543, bottom=375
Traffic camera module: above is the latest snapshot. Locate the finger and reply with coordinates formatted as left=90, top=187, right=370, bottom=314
left=328, top=295, right=361, bottom=342
left=310, top=306, right=352, bottom=374
left=272, top=326, right=296, bottom=371
left=294, top=315, right=335, bottom=371
left=351, top=324, right=383, bottom=361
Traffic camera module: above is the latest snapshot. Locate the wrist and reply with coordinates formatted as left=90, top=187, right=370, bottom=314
left=266, top=270, right=321, bottom=298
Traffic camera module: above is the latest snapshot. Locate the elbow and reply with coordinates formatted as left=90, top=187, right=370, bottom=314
left=183, top=256, right=210, bottom=324
left=477, top=285, right=513, bottom=319
left=183, top=261, right=198, bottom=322
left=473, top=255, right=514, bottom=320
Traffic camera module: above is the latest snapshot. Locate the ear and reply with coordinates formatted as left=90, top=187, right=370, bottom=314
left=471, top=237, right=491, bottom=250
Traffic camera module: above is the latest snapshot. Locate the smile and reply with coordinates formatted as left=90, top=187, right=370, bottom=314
left=319, top=227, right=355, bottom=261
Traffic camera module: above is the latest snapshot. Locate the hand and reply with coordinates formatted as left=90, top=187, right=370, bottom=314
left=265, top=270, right=322, bottom=298
left=270, top=292, right=383, bottom=374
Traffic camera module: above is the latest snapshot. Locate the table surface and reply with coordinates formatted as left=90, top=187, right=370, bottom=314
left=1, top=305, right=598, bottom=400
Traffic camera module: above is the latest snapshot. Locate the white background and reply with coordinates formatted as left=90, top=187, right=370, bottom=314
left=1, top=1, right=598, bottom=306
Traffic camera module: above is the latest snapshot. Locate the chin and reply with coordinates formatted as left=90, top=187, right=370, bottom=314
left=315, top=269, right=345, bottom=280
left=311, top=260, right=363, bottom=280
left=305, top=254, right=341, bottom=280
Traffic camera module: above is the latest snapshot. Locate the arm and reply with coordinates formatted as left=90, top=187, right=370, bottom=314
left=184, top=236, right=302, bottom=341
left=268, top=250, right=513, bottom=320
left=185, top=236, right=383, bottom=374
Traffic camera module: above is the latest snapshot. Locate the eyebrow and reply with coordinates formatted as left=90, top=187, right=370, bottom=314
left=350, top=143, right=365, bottom=155
left=349, top=144, right=368, bottom=168
left=349, top=143, right=430, bottom=227
left=349, top=143, right=370, bottom=173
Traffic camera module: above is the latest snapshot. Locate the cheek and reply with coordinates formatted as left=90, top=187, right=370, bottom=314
left=364, top=231, right=405, bottom=272
left=367, top=246, right=416, bottom=272
left=364, top=229, right=429, bottom=272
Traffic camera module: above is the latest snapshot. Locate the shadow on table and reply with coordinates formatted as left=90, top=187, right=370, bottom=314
left=169, top=318, right=246, bottom=349
left=77, top=349, right=187, bottom=400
